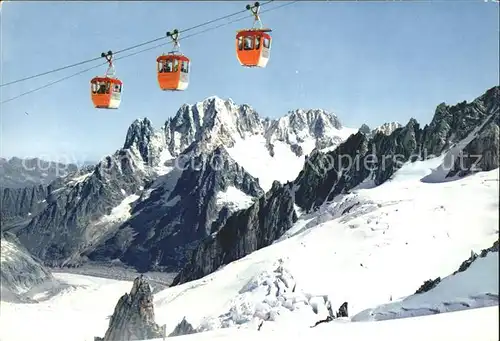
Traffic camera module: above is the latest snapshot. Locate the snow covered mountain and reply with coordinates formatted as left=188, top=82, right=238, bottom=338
left=11, top=96, right=356, bottom=271
left=174, top=85, right=499, bottom=284
left=0, top=157, right=81, bottom=188
left=1, top=151, right=497, bottom=341
left=0, top=85, right=498, bottom=341
left=0, top=232, right=60, bottom=303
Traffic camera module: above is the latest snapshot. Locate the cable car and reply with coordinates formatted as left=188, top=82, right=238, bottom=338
left=236, top=2, right=272, bottom=68
left=90, top=51, right=122, bottom=109
left=157, top=29, right=190, bottom=91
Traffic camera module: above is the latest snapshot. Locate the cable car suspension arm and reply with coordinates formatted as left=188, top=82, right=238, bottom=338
left=101, top=50, right=116, bottom=77
left=167, top=29, right=181, bottom=53
left=246, top=2, right=263, bottom=29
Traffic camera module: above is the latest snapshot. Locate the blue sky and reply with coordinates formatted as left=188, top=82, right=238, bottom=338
left=1, top=1, right=498, bottom=163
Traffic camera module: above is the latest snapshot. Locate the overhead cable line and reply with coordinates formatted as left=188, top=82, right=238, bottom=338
left=1, top=1, right=297, bottom=105
left=0, top=0, right=274, bottom=88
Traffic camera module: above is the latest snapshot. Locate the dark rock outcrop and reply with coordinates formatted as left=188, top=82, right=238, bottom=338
left=414, top=277, right=442, bottom=294
left=1, top=184, right=49, bottom=231
left=88, top=145, right=263, bottom=272
left=336, top=301, right=348, bottom=317
left=294, top=131, right=370, bottom=212
left=311, top=301, right=349, bottom=327
left=452, top=240, right=499, bottom=276
left=173, top=180, right=297, bottom=285
left=447, top=108, right=499, bottom=177
left=168, top=317, right=196, bottom=337
left=95, top=276, right=165, bottom=341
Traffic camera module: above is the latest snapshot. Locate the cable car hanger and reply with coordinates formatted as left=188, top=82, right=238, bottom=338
left=166, top=29, right=182, bottom=55
left=246, top=2, right=271, bottom=32
left=248, top=2, right=263, bottom=30
left=101, top=50, right=116, bottom=78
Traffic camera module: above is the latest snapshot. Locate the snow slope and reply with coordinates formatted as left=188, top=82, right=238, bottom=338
left=151, top=160, right=498, bottom=331
left=352, top=250, right=498, bottom=321
left=1, top=156, right=498, bottom=341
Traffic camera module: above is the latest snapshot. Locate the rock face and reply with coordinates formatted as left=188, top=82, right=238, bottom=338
left=168, top=317, right=196, bottom=337
left=0, top=232, right=58, bottom=303
left=15, top=152, right=148, bottom=266
left=88, top=145, right=263, bottom=272
left=1, top=185, right=49, bottom=232
left=173, top=180, right=297, bottom=285
left=95, top=276, right=165, bottom=341
left=173, top=85, right=499, bottom=284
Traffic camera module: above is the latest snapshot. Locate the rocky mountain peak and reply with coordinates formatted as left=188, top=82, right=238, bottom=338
left=95, top=275, right=165, bottom=341
left=163, top=96, right=264, bottom=156
left=358, top=122, right=403, bottom=139
left=123, top=118, right=167, bottom=168
left=124, top=118, right=154, bottom=149
left=264, top=108, right=346, bottom=154
left=358, top=124, right=371, bottom=135
left=373, top=122, right=403, bottom=136
left=423, top=85, right=499, bottom=157
left=268, top=108, right=342, bottom=138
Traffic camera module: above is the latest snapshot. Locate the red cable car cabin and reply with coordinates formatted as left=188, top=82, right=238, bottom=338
left=235, top=29, right=272, bottom=68
left=90, top=77, right=122, bottom=109
left=156, top=54, right=190, bottom=91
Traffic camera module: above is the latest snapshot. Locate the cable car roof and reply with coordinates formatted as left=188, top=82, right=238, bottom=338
left=236, top=28, right=272, bottom=34
left=90, top=77, right=123, bottom=84
left=156, top=54, right=190, bottom=62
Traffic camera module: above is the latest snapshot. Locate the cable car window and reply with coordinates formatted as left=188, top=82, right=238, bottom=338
left=97, top=81, right=108, bottom=94
left=163, top=60, right=173, bottom=73
left=238, top=36, right=243, bottom=50
left=263, top=37, right=270, bottom=49
left=158, top=61, right=164, bottom=73
left=255, top=36, right=261, bottom=50
left=244, top=36, right=254, bottom=50
left=113, top=84, right=121, bottom=93
left=181, top=60, right=189, bottom=73
left=92, top=82, right=98, bottom=93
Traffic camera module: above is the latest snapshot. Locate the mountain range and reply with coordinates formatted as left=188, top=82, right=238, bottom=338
left=1, top=86, right=498, bottom=298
